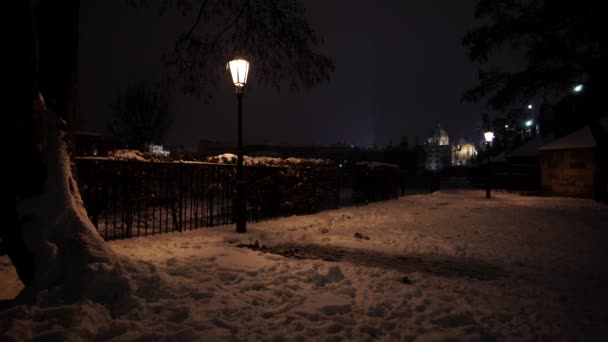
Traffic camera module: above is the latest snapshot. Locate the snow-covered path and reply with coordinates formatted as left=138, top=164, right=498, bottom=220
left=2, top=190, right=607, bottom=340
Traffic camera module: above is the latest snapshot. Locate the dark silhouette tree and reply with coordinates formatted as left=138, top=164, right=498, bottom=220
left=110, top=81, right=172, bottom=151
left=161, top=0, right=335, bottom=100
left=11, top=0, right=334, bottom=303
left=462, top=0, right=606, bottom=120
left=463, top=0, right=607, bottom=201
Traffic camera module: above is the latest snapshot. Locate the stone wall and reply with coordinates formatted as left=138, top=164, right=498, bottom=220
left=540, top=148, right=595, bottom=198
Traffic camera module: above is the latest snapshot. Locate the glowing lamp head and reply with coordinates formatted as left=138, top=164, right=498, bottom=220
left=525, top=120, right=533, bottom=127
left=484, top=131, right=494, bottom=143
left=227, top=58, right=250, bottom=88
left=573, top=84, right=583, bottom=93
left=527, top=104, right=533, bottom=109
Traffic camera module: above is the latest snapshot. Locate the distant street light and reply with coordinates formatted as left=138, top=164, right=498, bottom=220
left=484, top=130, right=494, bottom=199
left=571, top=83, right=584, bottom=116
left=484, top=131, right=494, bottom=145
left=525, top=120, right=533, bottom=127
left=527, top=104, right=533, bottom=109
left=227, top=58, right=250, bottom=233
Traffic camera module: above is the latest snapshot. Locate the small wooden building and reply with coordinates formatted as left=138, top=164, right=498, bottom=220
left=539, top=124, right=606, bottom=198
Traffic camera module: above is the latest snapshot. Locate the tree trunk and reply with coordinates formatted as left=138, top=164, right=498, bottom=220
left=36, top=0, right=80, bottom=142
left=10, top=0, right=132, bottom=308
left=11, top=0, right=42, bottom=287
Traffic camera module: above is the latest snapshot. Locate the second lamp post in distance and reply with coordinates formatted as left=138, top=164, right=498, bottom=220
left=484, top=130, right=494, bottom=199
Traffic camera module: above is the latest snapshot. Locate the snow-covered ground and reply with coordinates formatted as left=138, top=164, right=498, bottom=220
left=2, top=190, right=608, bottom=340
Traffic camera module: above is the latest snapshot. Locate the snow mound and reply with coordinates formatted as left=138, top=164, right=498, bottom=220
left=107, top=149, right=147, bottom=161
left=14, top=112, right=138, bottom=315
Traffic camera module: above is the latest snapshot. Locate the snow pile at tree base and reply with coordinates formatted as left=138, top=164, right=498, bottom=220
left=13, top=113, right=137, bottom=315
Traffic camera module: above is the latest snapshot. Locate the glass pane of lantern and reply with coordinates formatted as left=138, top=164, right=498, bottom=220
left=228, top=59, right=249, bottom=87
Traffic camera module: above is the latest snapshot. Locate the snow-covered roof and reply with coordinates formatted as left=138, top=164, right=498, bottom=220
left=538, top=126, right=596, bottom=151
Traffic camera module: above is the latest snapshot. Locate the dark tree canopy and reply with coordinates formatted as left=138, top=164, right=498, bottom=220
left=462, top=0, right=606, bottom=112
left=110, top=81, right=172, bottom=150
left=138, top=0, right=335, bottom=101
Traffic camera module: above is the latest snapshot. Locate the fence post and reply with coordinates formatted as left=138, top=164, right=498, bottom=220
left=336, top=167, right=341, bottom=209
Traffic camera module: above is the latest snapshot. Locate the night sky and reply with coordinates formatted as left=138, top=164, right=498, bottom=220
left=78, top=1, right=492, bottom=150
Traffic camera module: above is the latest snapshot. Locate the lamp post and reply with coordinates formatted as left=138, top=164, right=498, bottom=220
left=227, top=58, right=250, bottom=233
left=484, top=130, right=494, bottom=198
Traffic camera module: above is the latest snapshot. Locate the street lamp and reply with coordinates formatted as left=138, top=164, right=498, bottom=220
left=484, top=130, right=494, bottom=199
left=572, top=84, right=583, bottom=93
left=227, top=58, right=250, bottom=233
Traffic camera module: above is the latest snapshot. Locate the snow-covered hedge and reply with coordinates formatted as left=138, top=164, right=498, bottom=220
left=87, top=150, right=335, bottom=167
left=106, top=149, right=147, bottom=161
left=205, top=153, right=333, bottom=167
left=76, top=151, right=401, bottom=231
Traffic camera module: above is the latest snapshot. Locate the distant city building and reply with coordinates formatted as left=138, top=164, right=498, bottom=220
left=427, top=125, right=450, bottom=146
left=424, top=124, right=452, bottom=171
left=149, top=144, right=170, bottom=157
left=451, top=138, right=477, bottom=166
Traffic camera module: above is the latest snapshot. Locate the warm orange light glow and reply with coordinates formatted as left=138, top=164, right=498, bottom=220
left=227, top=58, right=250, bottom=88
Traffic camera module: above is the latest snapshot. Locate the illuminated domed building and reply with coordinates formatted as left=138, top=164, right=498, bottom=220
left=424, top=124, right=452, bottom=171
left=427, top=125, right=450, bottom=146
left=451, top=138, right=477, bottom=167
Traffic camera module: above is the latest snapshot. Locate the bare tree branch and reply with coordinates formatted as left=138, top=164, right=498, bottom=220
left=174, top=0, right=210, bottom=51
